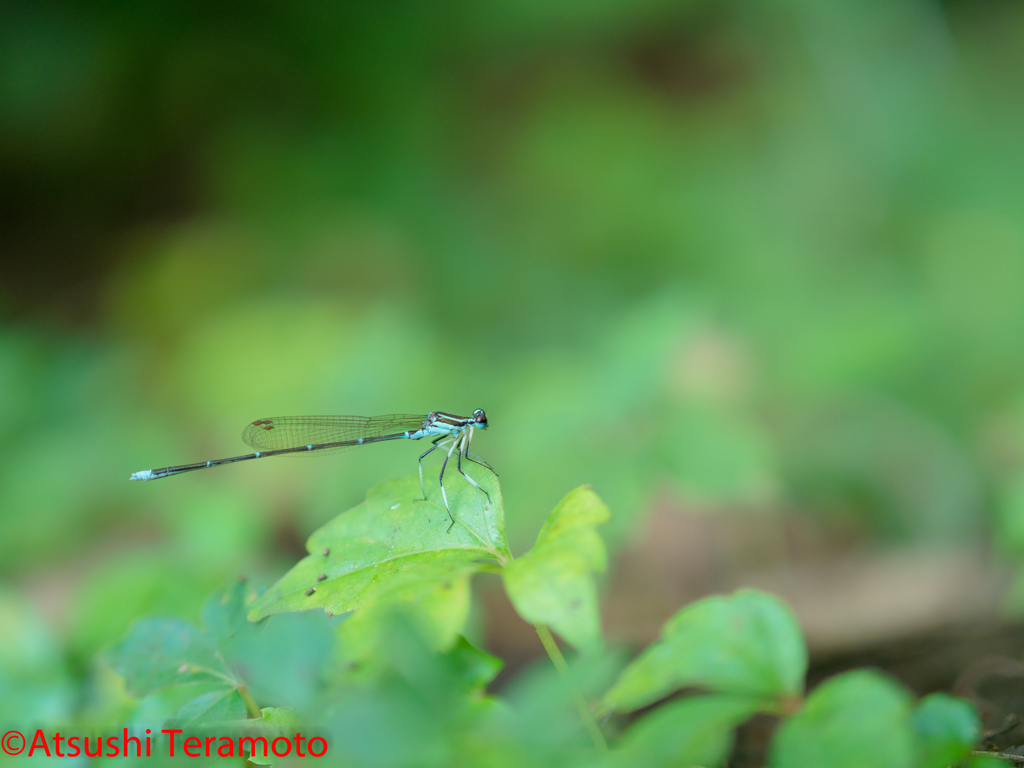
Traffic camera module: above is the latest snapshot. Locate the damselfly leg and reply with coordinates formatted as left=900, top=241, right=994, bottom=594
left=464, top=426, right=498, bottom=477
left=466, top=452, right=497, bottom=475
left=419, top=435, right=448, bottom=500
left=456, top=431, right=491, bottom=504
left=438, top=438, right=460, bottom=532
left=456, top=442, right=491, bottom=507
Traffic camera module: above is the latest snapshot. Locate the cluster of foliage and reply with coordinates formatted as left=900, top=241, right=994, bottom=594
left=6, top=474, right=999, bottom=767
left=2, top=1, right=1024, bottom=765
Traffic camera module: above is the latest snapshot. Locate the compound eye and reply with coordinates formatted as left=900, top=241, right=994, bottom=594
left=474, top=409, right=486, bottom=422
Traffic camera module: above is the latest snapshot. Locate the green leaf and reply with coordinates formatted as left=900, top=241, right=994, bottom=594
left=105, top=613, right=251, bottom=731
left=104, top=617, right=236, bottom=696
left=768, top=670, right=914, bottom=768
left=615, top=695, right=763, bottom=768
left=502, top=485, right=611, bottom=650
left=602, top=589, right=806, bottom=712
left=174, top=687, right=247, bottom=728
left=912, top=693, right=980, bottom=768
left=249, top=473, right=508, bottom=620
left=339, top=555, right=483, bottom=656
left=251, top=706, right=303, bottom=733
left=106, top=582, right=337, bottom=730
left=444, top=636, right=504, bottom=694
left=227, top=610, right=335, bottom=712
left=132, top=681, right=230, bottom=725
left=202, top=579, right=263, bottom=646
left=228, top=707, right=304, bottom=766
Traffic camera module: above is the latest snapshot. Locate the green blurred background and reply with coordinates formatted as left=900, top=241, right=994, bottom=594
left=3, top=0, right=1024, bottom=723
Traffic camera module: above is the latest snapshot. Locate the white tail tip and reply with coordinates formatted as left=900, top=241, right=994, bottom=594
left=130, top=470, right=155, bottom=481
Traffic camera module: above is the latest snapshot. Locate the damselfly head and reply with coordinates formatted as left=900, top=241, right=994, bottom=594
left=473, top=408, right=488, bottom=428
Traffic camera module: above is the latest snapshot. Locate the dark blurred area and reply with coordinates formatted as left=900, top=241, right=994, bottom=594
left=4, top=0, right=1024, bottom=736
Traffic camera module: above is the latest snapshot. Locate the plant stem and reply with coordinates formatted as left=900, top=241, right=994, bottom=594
left=238, top=686, right=261, bottom=719
left=534, top=624, right=608, bottom=752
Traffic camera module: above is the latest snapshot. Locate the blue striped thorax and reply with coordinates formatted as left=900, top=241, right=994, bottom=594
left=416, top=409, right=488, bottom=439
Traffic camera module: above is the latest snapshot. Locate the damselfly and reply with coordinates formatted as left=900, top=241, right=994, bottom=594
left=130, top=410, right=495, bottom=531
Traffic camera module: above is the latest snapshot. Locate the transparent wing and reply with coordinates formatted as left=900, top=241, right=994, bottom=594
left=241, top=414, right=428, bottom=454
